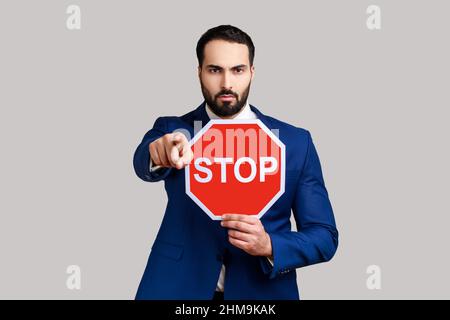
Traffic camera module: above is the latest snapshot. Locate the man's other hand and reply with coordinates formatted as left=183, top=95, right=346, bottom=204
left=221, top=214, right=273, bottom=257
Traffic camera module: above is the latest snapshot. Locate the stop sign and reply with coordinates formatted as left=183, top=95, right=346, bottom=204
left=185, top=119, right=285, bottom=220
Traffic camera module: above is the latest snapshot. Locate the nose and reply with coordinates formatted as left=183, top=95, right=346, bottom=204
left=220, top=70, right=232, bottom=91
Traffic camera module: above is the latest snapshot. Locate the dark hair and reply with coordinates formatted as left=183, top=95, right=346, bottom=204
left=196, top=25, right=255, bottom=67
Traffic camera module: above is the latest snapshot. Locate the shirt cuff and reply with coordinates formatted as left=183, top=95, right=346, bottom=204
left=149, top=156, right=162, bottom=172
left=267, top=256, right=274, bottom=267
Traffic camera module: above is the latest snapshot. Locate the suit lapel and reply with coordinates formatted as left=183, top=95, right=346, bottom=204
left=191, top=101, right=210, bottom=128
left=250, top=104, right=274, bottom=130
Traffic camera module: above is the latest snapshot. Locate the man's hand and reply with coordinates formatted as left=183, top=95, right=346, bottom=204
left=149, top=132, right=193, bottom=170
left=221, top=214, right=273, bottom=257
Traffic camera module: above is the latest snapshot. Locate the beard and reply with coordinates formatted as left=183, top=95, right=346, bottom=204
left=200, top=80, right=251, bottom=117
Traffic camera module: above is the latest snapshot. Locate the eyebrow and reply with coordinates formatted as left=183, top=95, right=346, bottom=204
left=205, top=64, right=248, bottom=70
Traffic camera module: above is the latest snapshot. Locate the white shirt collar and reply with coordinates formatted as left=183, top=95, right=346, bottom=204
left=205, top=101, right=257, bottom=120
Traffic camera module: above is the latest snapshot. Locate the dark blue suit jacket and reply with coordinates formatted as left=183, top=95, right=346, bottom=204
left=133, top=102, right=338, bottom=300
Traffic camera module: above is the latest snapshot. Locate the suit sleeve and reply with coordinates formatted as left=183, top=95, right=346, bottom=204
left=133, top=117, right=173, bottom=182
left=259, top=130, right=339, bottom=279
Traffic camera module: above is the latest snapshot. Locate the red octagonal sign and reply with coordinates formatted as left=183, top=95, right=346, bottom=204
left=185, top=119, right=285, bottom=220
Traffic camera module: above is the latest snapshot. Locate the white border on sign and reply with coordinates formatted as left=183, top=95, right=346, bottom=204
left=185, top=119, right=286, bottom=221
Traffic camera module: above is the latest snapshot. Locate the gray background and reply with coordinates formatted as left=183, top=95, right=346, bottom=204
left=0, top=0, right=449, bottom=299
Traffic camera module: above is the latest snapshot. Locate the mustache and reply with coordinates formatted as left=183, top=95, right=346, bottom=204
left=216, top=91, right=238, bottom=99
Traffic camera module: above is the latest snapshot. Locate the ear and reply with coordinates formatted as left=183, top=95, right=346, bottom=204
left=197, top=66, right=202, bottom=78
left=250, top=65, right=255, bottom=81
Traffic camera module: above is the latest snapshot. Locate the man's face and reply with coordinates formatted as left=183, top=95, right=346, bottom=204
left=198, top=40, right=255, bottom=118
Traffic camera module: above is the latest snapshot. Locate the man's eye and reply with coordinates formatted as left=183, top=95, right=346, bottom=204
left=210, top=69, right=220, bottom=73
left=235, top=68, right=244, bottom=73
